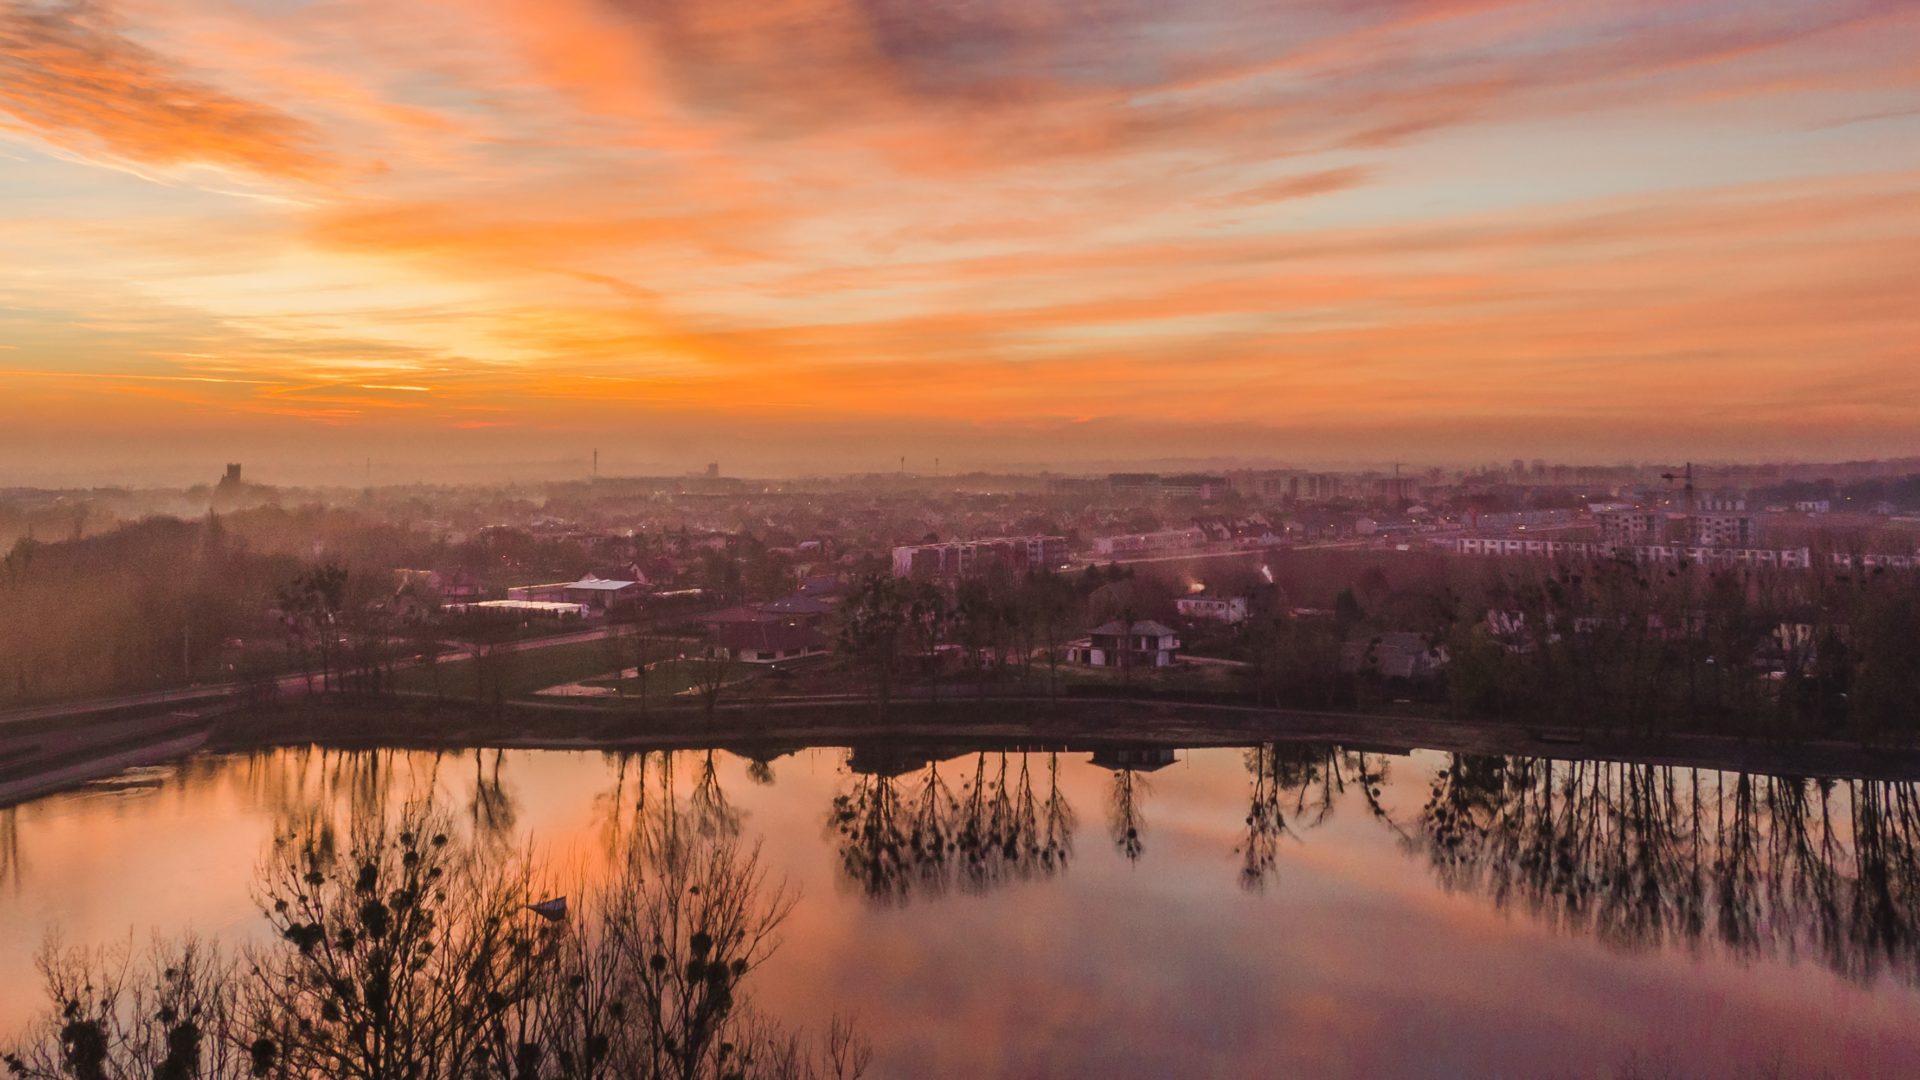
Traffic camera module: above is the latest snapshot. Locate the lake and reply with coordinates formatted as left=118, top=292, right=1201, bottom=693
left=3, top=739, right=1918, bottom=1077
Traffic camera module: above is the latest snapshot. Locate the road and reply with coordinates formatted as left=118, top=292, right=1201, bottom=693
left=0, top=623, right=636, bottom=732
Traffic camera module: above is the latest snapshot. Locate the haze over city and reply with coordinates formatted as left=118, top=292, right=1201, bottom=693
left=4, top=0, right=1919, bottom=483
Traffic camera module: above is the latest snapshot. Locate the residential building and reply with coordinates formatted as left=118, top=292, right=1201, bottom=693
left=1088, top=747, right=1179, bottom=772
left=394, top=568, right=484, bottom=602
left=1175, top=593, right=1249, bottom=624
left=1107, top=473, right=1228, bottom=500
left=1092, top=527, right=1204, bottom=557
left=444, top=600, right=590, bottom=621
left=507, top=580, right=574, bottom=603
left=562, top=576, right=642, bottom=610
left=1691, top=513, right=1761, bottom=548
left=1339, top=632, right=1447, bottom=680
left=705, top=620, right=829, bottom=664
left=1597, top=509, right=1664, bottom=544
left=1281, top=510, right=1354, bottom=540
left=890, top=535, right=1068, bottom=579
left=756, top=594, right=836, bottom=626
left=1470, top=509, right=1577, bottom=529
left=1068, top=620, right=1181, bottom=668
left=1194, top=514, right=1283, bottom=547
left=508, top=575, right=641, bottom=611
left=1451, top=537, right=1817, bottom=570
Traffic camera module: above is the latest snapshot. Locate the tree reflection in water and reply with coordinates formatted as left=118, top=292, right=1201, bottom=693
left=0, top=806, right=17, bottom=897
left=830, top=751, right=1075, bottom=902
left=468, top=748, right=517, bottom=847
left=1092, top=748, right=1176, bottom=866
left=1108, top=769, right=1148, bottom=863
left=9, top=740, right=1920, bottom=1003
left=691, top=750, right=743, bottom=840
left=1238, top=745, right=1401, bottom=892
left=592, top=750, right=643, bottom=855
left=3, top=792, right=868, bottom=1080
left=1417, top=755, right=1920, bottom=986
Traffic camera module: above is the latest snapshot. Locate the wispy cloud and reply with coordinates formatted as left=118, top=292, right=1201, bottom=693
left=1208, top=167, right=1376, bottom=208
left=0, top=0, right=337, bottom=180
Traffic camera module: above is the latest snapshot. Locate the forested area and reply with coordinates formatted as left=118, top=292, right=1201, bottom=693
left=1274, top=555, right=1920, bottom=742
left=0, top=508, right=442, bottom=707
left=834, top=551, right=1920, bottom=745
left=0, top=505, right=851, bottom=709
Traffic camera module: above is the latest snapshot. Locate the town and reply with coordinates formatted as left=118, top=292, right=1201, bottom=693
left=5, top=456, right=1919, bottom=768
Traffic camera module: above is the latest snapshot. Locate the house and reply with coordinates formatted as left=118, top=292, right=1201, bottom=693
left=508, top=575, right=641, bottom=611
left=444, top=600, right=591, bottom=622
left=1340, top=632, right=1447, bottom=680
left=698, top=604, right=780, bottom=629
left=704, top=620, right=829, bottom=664
left=507, top=580, right=574, bottom=604
left=1175, top=592, right=1249, bottom=624
left=562, top=576, right=642, bottom=610
left=757, top=594, right=835, bottom=626
left=591, top=561, right=651, bottom=588
left=1281, top=510, right=1352, bottom=541
left=1092, top=527, right=1204, bottom=557
left=1068, top=620, right=1181, bottom=668
left=698, top=594, right=834, bottom=631
left=1194, top=514, right=1283, bottom=548
left=798, top=574, right=845, bottom=598
left=394, top=568, right=484, bottom=602
left=891, top=535, right=1069, bottom=579
left=1089, top=747, right=1179, bottom=772
left=380, top=584, right=441, bottom=623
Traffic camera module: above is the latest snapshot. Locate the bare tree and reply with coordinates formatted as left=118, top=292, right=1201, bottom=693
left=5, top=799, right=870, bottom=1080
left=692, top=653, right=737, bottom=722
left=835, top=574, right=911, bottom=718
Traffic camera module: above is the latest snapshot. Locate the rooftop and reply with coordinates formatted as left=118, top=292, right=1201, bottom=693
left=1090, top=619, right=1180, bottom=638
left=712, top=620, right=828, bottom=654
left=567, top=577, right=638, bottom=591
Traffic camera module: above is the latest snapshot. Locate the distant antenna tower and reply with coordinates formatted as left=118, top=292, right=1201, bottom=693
left=899, top=455, right=905, bottom=475
left=593, top=449, right=598, bottom=477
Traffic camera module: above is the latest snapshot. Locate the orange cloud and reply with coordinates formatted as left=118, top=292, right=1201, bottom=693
left=1207, top=167, right=1376, bottom=208
left=3, top=0, right=1919, bottom=477
left=0, top=0, right=336, bottom=181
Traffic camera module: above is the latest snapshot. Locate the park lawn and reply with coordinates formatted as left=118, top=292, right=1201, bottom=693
left=583, top=658, right=736, bottom=699
left=392, top=638, right=635, bottom=700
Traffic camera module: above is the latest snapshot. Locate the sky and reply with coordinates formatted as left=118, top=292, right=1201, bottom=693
left=2, top=0, right=1918, bottom=483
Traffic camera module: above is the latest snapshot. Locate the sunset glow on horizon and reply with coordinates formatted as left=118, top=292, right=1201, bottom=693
left=4, top=0, right=1919, bottom=481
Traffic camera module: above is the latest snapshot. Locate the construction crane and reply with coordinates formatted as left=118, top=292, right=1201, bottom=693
left=1659, top=462, right=1696, bottom=515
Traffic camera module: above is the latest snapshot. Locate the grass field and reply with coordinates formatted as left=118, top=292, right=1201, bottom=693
left=583, top=659, right=732, bottom=699
left=392, top=638, right=636, bottom=700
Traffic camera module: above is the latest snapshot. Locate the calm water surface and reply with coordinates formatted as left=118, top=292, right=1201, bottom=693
left=3, top=740, right=1919, bottom=1078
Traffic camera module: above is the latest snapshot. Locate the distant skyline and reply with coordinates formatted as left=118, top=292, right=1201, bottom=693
left=12, top=447, right=1920, bottom=491
left=4, top=0, right=1919, bottom=481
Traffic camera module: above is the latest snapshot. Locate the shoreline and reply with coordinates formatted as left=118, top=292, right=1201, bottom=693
left=9, top=693, right=1920, bottom=810
left=208, top=694, right=1920, bottom=784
